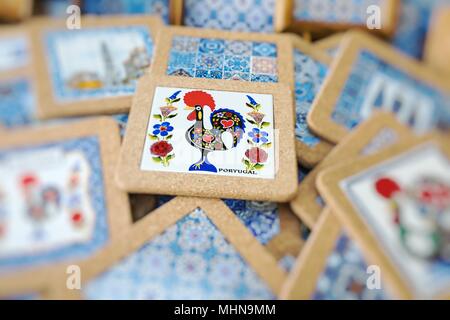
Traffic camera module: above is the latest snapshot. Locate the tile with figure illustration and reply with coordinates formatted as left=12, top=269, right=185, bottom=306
left=0, top=118, right=130, bottom=296
left=308, top=31, right=450, bottom=144
left=117, top=77, right=297, bottom=202
left=317, top=134, right=450, bottom=299
left=30, top=16, right=162, bottom=119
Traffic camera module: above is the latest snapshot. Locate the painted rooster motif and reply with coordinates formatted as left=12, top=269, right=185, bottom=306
left=184, top=90, right=246, bottom=172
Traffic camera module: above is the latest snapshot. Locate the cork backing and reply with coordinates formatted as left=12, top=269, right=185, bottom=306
left=316, top=133, right=450, bottom=299
left=314, top=32, right=345, bottom=55
left=116, top=75, right=298, bottom=202
left=291, top=112, right=412, bottom=228
left=46, top=196, right=287, bottom=299
left=0, top=117, right=132, bottom=296
left=307, top=30, right=450, bottom=144
left=424, top=8, right=450, bottom=76
left=29, top=15, right=163, bottom=120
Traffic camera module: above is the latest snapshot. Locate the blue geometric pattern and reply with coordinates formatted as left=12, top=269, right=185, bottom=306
left=0, top=137, right=109, bottom=272
left=155, top=196, right=280, bottom=245
left=84, top=208, right=275, bottom=300
left=167, top=36, right=278, bottom=83
left=331, top=50, right=450, bottom=130
left=82, top=0, right=170, bottom=23
left=111, top=113, right=129, bottom=137
left=313, top=234, right=387, bottom=300
left=293, top=0, right=382, bottom=24
left=45, top=26, right=154, bottom=102
left=293, top=49, right=328, bottom=147
left=0, top=77, right=35, bottom=128
left=183, top=0, right=275, bottom=32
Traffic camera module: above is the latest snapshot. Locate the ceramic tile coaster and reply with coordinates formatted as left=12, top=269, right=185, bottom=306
left=278, top=0, right=399, bottom=36
left=82, top=0, right=172, bottom=24
left=290, top=35, right=334, bottom=167
left=30, top=16, right=162, bottom=119
left=291, top=112, right=412, bottom=228
left=116, top=76, right=297, bottom=202
left=424, top=7, right=450, bottom=75
left=0, top=117, right=131, bottom=297
left=317, top=133, right=450, bottom=299
left=280, top=208, right=389, bottom=299
left=150, top=26, right=294, bottom=87
left=172, top=0, right=286, bottom=33
left=46, top=197, right=287, bottom=299
left=308, top=30, right=450, bottom=145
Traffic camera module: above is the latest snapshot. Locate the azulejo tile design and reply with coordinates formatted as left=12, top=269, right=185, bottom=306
left=84, top=208, right=275, bottom=300
left=331, top=50, right=450, bottom=131
left=294, top=0, right=382, bottom=24
left=0, top=137, right=109, bottom=272
left=82, top=0, right=170, bottom=24
left=155, top=197, right=280, bottom=245
left=293, top=49, right=328, bottom=147
left=45, top=26, right=154, bottom=102
left=183, top=0, right=276, bottom=32
left=0, top=78, right=35, bottom=128
left=223, top=200, right=280, bottom=245
left=167, top=36, right=278, bottom=83
left=313, top=234, right=387, bottom=300
left=0, top=36, right=29, bottom=72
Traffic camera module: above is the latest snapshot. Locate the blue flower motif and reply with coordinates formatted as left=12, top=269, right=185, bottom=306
left=248, top=128, right=268, bottom=143
left=153, top=121, right=174, bottom=137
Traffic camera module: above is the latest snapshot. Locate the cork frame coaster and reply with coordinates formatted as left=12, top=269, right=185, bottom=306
left=170, top=0, right=290, bottom=33
left=291, top=112, right=412, bottom=228
left=289, top=34, right=334, bottom=168
left=116, top=76, right=298, bottom=202
left=317, top=133, right=450, bottom=299
left=150, top=25, right=295, bottom=89
left=46, top=196, right=288, bottom=299
left=0, top=117, right=132, bottom=297
left=307, top=30, right=450, bottom=145
left=278, top=0, right=399, bottom=37
left=424, top=8, right=450, bottom=76
left=29, top=15, right=163, bottom=120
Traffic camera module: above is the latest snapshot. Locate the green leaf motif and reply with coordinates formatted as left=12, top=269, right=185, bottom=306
left=153, top=114, right=162, bottom=121
left=262, top=142, right=272, bottom=148
left=254, top=164, right=264, bottom=170
left=152, top=157, right=162, bottom=163
left=167, top=114, right=178, bottom=118
left=261, top=121, right=270, bottom=128
left=149, top=134, right=159, bottom=140
left=172, top=98, right=181, bottom=103
left=246, top=118, right=256, bottom=125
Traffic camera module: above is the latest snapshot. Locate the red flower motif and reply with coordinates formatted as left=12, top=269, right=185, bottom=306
left=150, top=141, right=173, bottom=157
left=71, top=211, right=84, bottom=227
left=245, top=147, right=268, bottom=164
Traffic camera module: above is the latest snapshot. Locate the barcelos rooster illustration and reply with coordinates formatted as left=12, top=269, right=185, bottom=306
left=375, top=176, right=450, bottom=263
left=184, top=90, right=246, bottom=172
left=21, top=174, right=61, bottom=238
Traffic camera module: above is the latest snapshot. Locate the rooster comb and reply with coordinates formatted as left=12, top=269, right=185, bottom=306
left=183, top=90, right=216, bottom=110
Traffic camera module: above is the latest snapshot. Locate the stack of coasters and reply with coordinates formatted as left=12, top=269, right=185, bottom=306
left=30, top=15, right=162, bottom=119
left=172, top=0, right=285, bottom=33
left=284, top=112, right=412, bottom=299
left=47, top=197, right=287, bottom=299
left=424, top=7, right=450, bottom=75
left=0, top=118, right=131, bottom=298
left=317, top=132, right=450, bottom=299
left=278, top=0, right=399, bottom=37
left=308, top=30, right=450, bottom=145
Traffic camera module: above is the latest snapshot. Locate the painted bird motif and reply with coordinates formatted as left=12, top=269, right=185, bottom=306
left=184, top=90, right=246, bottom=172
